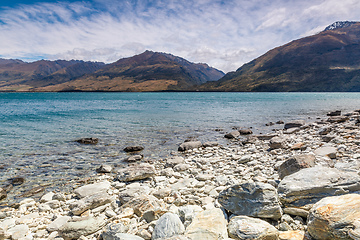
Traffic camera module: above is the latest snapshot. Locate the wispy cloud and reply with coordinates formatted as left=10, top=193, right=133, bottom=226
left=0, top=0, right=359, bottom=72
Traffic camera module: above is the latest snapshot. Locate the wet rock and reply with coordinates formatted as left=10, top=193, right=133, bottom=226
left=269, top=136, right=287, bottom=149
left=228, top=215, right=279, bottom=240
left=307, top=194, right=360, bottom=240
left=327, top=116, right=349, bottom=123
left=152, top=212, right=185, bottom=240
left=178, top=141, right=202, bottom=151
left=96, top=164, right=112, bottom=173
left=124, top=146, right=144, bottom=152
left=9, top=177, right=25, bottom=186
left=202, top=142, right=219, bottom=147
left=224, top=131, right=240, bottom=139
left=314, top=146, right=337, bottom=159
left=125, top=155, right=143, bottom=162
left=218, top=182, right=282, bottom=220
left=278, top=154, right=316, bottom=179
left=185, top=208, right=228, bottom=240
left=74, top=181, right=111, bottom=198
left=76, top=137, right=99, bottom=145
left=117, top=163, right=156, bottom=182
left=278, top=166, right=360, bottom=209
left=58, top=215, right=107, bottom=239
left=284, top=120, right=305, bottom=130
left=327, top=110, right=341, bottom=116
left=239, top=129, right=253, bottom=135
left=0, top=188, right=6, bottom=201
left=20, top=186, right=45, bottom=198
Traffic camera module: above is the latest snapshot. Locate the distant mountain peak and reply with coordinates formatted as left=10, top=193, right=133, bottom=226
left=324, top=21, right=358, bottom=31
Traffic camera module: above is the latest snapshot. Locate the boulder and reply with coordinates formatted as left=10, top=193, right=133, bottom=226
left=278, top=166, right=360, bottom=209
left=74, top=181, right=111, bottom=198
left=121, top=195, right=167, bottom=218
left=314, top=146, right=337, bottom=159
left=75, top=137, right=99, bottom=145
left=218, top=182, right=282, bottom=220
left=124, top=146, right=144, bottom=152
left=284, top=120, right=305, bottom=130
left=228, top=216, right=279, bottom=240
left=278, top=154, right=316, bottom=179
left=224, top=131, right=240, bottom=139
left=269, top=136, right=287, bottom=149
left=178, top=141, right=202, bottom=151
left=117, top=163, right=156, bottom=182
left=239, top=129, right=253, bottom=135
left=307, top=194, right=360, bottom=240
left=118, top=184, right=151, bottom=205
left=70, top=192, right=113, bottom=215
left=152, top=213, right=185, bottom=240
left=58, top=215, right=107, bottom=239
left=185, top=208, right=228, bottom=240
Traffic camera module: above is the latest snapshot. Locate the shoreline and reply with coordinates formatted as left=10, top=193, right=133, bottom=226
left=1, top=109, right=360, bottom=239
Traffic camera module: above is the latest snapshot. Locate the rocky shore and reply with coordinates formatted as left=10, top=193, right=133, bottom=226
left=2, top=109, right=360, bottom=239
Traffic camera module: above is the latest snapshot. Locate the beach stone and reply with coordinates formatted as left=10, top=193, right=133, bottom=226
left=121, top=195, right=167, bottom=218
left=178, top=141, right=202, bottom=151
left=173, top=164, right=190, bottom=172
left=166, top=156, right=185, bottom=167
left=218, top=182, right=282, bottom=220
left=239, top=129, right=253, bottom=135
left=279, top=230, right=306, bottom=240
left=284, top=120, right=305, bottom=130
left=152, top=188, right=172, bottom=199
left=58, top=215, right=107, bottom=239
left=47, top=216, right=71, bottom=232
left=101, top=223, right=129, bottom=240
left=7, top=224, right=29, bottom=240
left=0, top=188, right=6, bottom=201
left=203, top=142, right=219, bottom=147
left=125, top=155, right=143, bottom=162
left=152, top=213, right=185, bottom=240
left=70, top=192, right=113, bottom=215
left=314, top=146, right=337, bottom=159
left=307, top=194, right=360, bottom=240
left=318, top=127, right=332, bottom=135
left=76, top=137, right=99, bottom=145
left=283, top=207, right=309, bottom=218
left=224, top=131, right=240, bottom=139
left=278, top=154, right=316, bottom=179
left=327, top=110, right=341, bottom=116
left=104, top=233, right=144, bottom=240
left=74, top=180, right=111, bottom=198
left=327, top=116, right=349, bottom=123
left=53, top=192, right=66, bottom=201
left=228, top=215, right=279, bottom=240
left=40, top=192, right=55, bottom=203
left=178, top=205, right=203, bottom=224
left=117, top=163, right=155, bottom=182
left=278, top=166, right=360, bottom=209
left=290, top=142, right=306, bottom=150
left=96, top=164, right=112, bottom=173
left=185, top=208, right=228, bottom=240
left=124, top=146, right=144, bottom=152
left=118, top=184, right=151, bottom=204
left=269, top=136, right=287, bottom=149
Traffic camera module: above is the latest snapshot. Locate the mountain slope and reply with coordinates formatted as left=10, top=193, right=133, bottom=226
left=198, top=21, right=360, bottom=92
left=35, top=51, right=225, bottom=92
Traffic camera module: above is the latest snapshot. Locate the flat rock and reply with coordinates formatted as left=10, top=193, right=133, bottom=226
left=124, top=146, right=144, bottom=152
left=327, top=116, right=349, bottom=123
left=269, top=136, right=287, bottom=149
left=279, top=230, right=306, bottom=240
left=224, top=131, right=240, bottom=139
left=178, top=141, right=202, bottom=151
left=70, top=192, right=113, bottom=215
left=76, top=137, right=99, bottom=145
left=47, top=216, right=71, bottom=232
left=278, top=166, right=360, bottom=209
left=96, top=164, right=112, bottom=173
left=202, top=142, right=219, bottom=147
left=58, top=215, right=107, bottom=239
left=74, top=181, right=111, bottom=198
left=121, top=194, right=167, bottom=218
left=239, top=129, right=253, bottom=135
left=101, top=223, right=130, bottom=240
left=228, top=216, right=279, bottom=240
left=284, top=120, right=305, bottom=130
left=152, top=212, right=185, bottom=240
left=218, top=182, right=283, bottom=220
left=117, top=163, right=155, bottom=182
left=118, top=184, right=151, bottom=205
left=327, top=110, right=341, bottom=116
left=103, top=233, right=144, bottom=240
left=314, top=146, right=337, bottom=159
left=166, top=156, right=185, bottom=167
left=278, top=154, right=316, bottom=179
left=307, top=194, right=360, bottom=240
left=125, top=155, right=143, bottom=162
left=185, top=208, right=228, bottom=240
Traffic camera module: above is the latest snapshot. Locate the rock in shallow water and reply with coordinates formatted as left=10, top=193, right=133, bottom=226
left=178, top=141, right=202, bottom=151
left=124, top=146, right=144, bottom=152
left=76, top=137, right=99, bottom=145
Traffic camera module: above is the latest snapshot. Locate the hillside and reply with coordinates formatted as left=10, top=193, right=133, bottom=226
left=33, top=51, right=224, bottom=92
left=198, top=21, right=360, bottom=92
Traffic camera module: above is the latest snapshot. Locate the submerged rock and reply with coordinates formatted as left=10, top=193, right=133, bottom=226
left=75, top=137, right=99, bottom=145
left=124, top=146, right=144, bottom=152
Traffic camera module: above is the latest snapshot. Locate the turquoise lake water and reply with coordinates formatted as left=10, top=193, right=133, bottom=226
left=1, top=92, right=360, bottom=203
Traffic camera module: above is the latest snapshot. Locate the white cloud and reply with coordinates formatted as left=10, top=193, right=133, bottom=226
left=0, top=0, right=359, bottom=72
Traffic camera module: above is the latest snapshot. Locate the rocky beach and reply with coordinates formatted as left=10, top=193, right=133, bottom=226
left=2, top=109, right=360, bottom=239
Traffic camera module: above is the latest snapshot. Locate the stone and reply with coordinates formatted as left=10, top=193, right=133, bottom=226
left=53, top=192, right=66, bottom=201
left=74, top=181, right=111, bottom=198
left=152, top=188, right=172, bottom=199
left=103, top=233, right=144, bottom=240
left=318, top=127, right=332, bottom=135
left=96, top=164, right=112, bottom=173
left=166, top=156, right=185, bottom=167
left=218, top=182, right=282, bottom=220
left=283, top=207, right=309, bottom=218
left=40, top=192, right=55, bottom=203
left=314, top=146, right=337, bottom=159
left=117, top=163, right=156, bottom=182
left=284, top=120, right=305, bottom=130
left=279, top=230, right=306, bottom=240
left=124, top=146, right=144, bottom=152
left=278, top=154, right=316, bottom=179
left=290, top=142, right=306, bottom=150
left=327, top=110, right=341, bottom=116
left=101, top=223, right=129, bottom=240
left=278, top=166, right=360, bottom=209
left=202, top=142, right=219, bottom=147
left=185, top=208, right=228, bottom=240
left=228, top=215, right=279, bottom=240
left=239, top=129, right=253, bottom=135
left=327, top=116, right=349, bottom=123
left=269, top=136, right=287, bottom=149
left=125, top=155, right=143, bottom=162
left=173, top=164, right=190, bottom=172
left=152, top=213, right=185, bottom=240
left=70, top=192, right=113, bottom=215
left=76, top=137, right=99, bottom=145
left=307, top=194, right=360, bottom=240
left=178, top=205, right=203, bottom=223
left=118, top=184, right=151, bottom=204
left=178, top=141, right=202, bottom=151
left=47, top=216, right=71, bottom=232
left=7, top=224, right=29, bottom=240
left=224, top=131, right=240, bottom=139
left=58, top=215, right=107, bottom=239
left=121, top=195, right=166, bottom=218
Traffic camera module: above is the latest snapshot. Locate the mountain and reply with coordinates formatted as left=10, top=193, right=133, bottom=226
left=198, top=21, right=360, bottom=92
left=33, top=51, right=225, bottom=92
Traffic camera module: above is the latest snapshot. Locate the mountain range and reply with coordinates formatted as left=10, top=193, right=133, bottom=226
left=2, top=21, right=360, bottom=92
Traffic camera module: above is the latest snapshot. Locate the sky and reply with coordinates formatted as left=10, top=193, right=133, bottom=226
left=0, top=0, right=359, bottom=73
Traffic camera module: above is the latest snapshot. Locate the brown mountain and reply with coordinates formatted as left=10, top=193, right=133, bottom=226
left=33, top=51, right=224, bottom=92
left=198, top=21, right=360, bottom=92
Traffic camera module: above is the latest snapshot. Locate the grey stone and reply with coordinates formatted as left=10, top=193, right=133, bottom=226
left=318, top=127, right=332, bottom=135
left=224, top=131, right=240, bottom=139
left=40, top=192, right=55, bottom=203
left=173, top=164, right=190, bottom=172
left=278, top=166, right=360, bottom=209
left=74, top=181, right=111, bottom=198
left=125, top=155, right=143, bottom=163
left=101, top=223, right=129, bottom=240
left=70, top=192, right=113, bottom=215
left=117, top=163, right=155, bottom=182
left=124, top=146, right=144, bottom=152
left=178, top=141, right=202, bottom=151
left=96, top=164, right=112, bottom=173
left=103, top=233, right=144, bottom=240
left=152, top=213, right=185, bottom=240
left=228, top=216, right=279, bottom=240
left=121, top=194, right=167, bottom=218
left=76, top=137, right=99, bottom=145
left=327, top=116, right=349, bottom=123
left=178, top=205, right=203, bottom=223
left=218, top=182, right=282, bottom=220
left=202, top=142, right=219, bottom=147
left=47, top=216, right=71, bottom=232
left=284, top=120, right=305, bottom=129
left=314, top=146, right=337, bottom=159
left=278, top=154, right=316, bottom=179
left=165, top=156, right=185, bottom=167
left=118, top=184, right=151, bottom=205
left=327, top=110, right=341, bottom=116
left=269, top=136, right=287, bottom=149
left=239, top=129, right=253, bottom=135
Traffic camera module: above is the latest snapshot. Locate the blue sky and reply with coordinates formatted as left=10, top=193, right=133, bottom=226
left=0, top=0, right=359, bottom=72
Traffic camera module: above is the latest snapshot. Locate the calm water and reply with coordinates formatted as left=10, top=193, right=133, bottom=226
left=1, top=92, right=360, bottom=203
